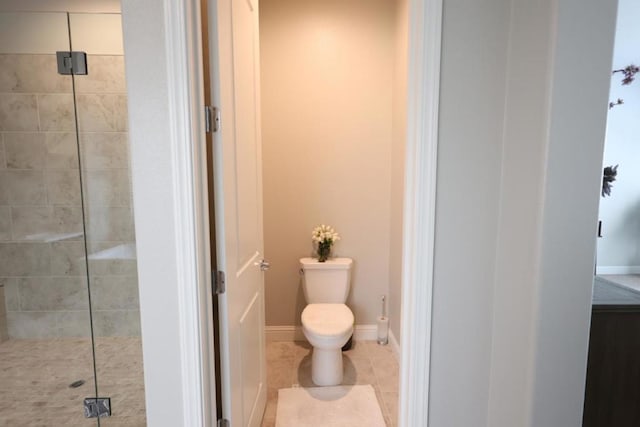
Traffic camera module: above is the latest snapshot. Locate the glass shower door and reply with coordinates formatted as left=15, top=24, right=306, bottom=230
left=0, top=9, right=147, bottom=426
left=68, top=12, right=147, bottom=426
left=0, top=11, right=99, bottom=427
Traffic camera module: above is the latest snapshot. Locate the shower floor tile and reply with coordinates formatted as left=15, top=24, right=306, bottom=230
left=0, top=337, right=146, bottom=427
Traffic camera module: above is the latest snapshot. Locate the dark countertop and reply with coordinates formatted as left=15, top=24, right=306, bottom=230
left=592, top=276, right=640, bottom=310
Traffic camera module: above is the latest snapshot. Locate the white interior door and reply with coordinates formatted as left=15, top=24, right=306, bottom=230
left=207, top=0, right=267, bottom=425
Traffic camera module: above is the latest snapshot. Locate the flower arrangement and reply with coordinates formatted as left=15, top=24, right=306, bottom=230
left=311, top=224, right=340, bottom=262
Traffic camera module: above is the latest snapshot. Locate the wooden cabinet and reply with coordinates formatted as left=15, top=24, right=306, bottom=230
left=583, top=278, right=640, bottom=427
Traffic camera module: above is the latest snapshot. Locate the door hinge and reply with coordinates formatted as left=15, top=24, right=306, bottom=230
left=205, top=105, right=220, bottom=133
left=56, top=51, right=88, bottom=75
left=217, top=418, right=230, bottom=427
left=213, top=270, right=226, bottom=294
left=83, top=397, right=111, bottom=418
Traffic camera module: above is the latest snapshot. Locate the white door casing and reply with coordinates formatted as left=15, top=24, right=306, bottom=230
left=399, top=0, right=442, bottom=424
left=207, top=0, right=267, bottom=425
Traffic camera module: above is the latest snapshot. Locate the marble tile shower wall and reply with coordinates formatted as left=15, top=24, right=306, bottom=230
left=0, top=54, right=140, bottom=339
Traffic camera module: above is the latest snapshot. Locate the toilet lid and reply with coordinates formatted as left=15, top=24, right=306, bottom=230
left=301, top=304, right=354, bottom=336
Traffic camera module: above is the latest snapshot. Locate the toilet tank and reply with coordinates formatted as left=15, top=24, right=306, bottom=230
left=300, top=257, right=353, bottom=303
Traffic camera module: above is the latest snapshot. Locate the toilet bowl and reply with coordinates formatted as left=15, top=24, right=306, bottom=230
left=299, top=257, right=354, bottom=386
left=301, top=303, right=354, bottom=386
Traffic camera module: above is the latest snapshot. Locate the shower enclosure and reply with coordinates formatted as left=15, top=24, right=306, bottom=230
left=0, top=11, right=145, bottom=426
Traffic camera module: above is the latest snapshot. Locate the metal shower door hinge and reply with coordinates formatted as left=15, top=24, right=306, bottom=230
left=56, top=51, right=88, bottom=75
left=205, top=105, right=220, bottom=133
left=217, top=418, right=230, bottom=427
left=213, top=270, right=226, bottom=295
left=83, top=397, right=111, bottom=418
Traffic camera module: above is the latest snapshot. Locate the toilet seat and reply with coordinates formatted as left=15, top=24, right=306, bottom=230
left=301, top=303, right=354, bottom=337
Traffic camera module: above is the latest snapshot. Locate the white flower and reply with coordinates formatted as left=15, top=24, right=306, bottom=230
left=311, top=224, right=340, bottom=244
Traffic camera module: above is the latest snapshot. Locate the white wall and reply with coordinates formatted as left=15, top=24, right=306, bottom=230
left=0, top=0, right=123, bottom=56
left=430, top=0, right=509, bottom=424
left=596, top=0, right=640, bottom=274
left=260, top=0, right=398, bottom=327
left=429, top=0, right=617, bottom=426
left=530, top=0, right=616, bottom=423
left=486, top=0, right=554, bottom=423
left=0, top=13, right=69, bottom=53
left=0, top=13, right=123, bottom=55
left=121, top=2, right=185, bottom=423
left=0, top=0, right=120, bottom=13
left=121, top=1, right=213, bottom=425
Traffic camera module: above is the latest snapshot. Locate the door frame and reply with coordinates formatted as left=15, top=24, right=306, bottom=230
left=121, top=0, right=441, bottom=424
left=399, top=0, right=442, bottom=424
left=121, top=0, right=216, bottom=426
left=157, top=0, right=217, bottom=424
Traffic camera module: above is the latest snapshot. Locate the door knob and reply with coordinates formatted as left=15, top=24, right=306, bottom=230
left=258, top=259, right=270, bottom=271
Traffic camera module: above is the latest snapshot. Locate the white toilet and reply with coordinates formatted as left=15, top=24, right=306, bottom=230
left=300, top=257, right=354, bottom=386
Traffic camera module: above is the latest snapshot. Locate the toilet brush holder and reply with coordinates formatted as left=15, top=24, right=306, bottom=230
left=377, top=295, right=389, bottom=345
left=377, top=316, right=389, bottom=345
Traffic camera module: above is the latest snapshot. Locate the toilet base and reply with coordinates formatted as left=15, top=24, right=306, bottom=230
left=311, top=347, right=343, bottom=386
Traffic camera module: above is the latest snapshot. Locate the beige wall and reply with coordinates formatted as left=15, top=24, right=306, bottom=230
left=260, top=0, right=400, bottom=326
left=388, top=0, right=407, bottom=342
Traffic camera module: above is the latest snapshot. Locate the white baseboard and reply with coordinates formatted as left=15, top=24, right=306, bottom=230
left=596, top=266, right=640, bottom=275
left=389, top=328, right=400, bottom=361
left=264, top=326, right=305, bottom=342
left=265, top=324, right=379, bottom=342
left=353, top=324, right=378, bottom=341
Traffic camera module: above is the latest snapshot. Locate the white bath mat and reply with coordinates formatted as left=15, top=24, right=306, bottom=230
left=276, top=384, right=386, bottom=427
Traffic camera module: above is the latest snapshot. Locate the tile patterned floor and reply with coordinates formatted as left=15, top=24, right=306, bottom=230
left=1, top=337, right=396, bottom=426
left=0, top=337, right=146, bottom=427
left=262, top=340, right=399, bottom=427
